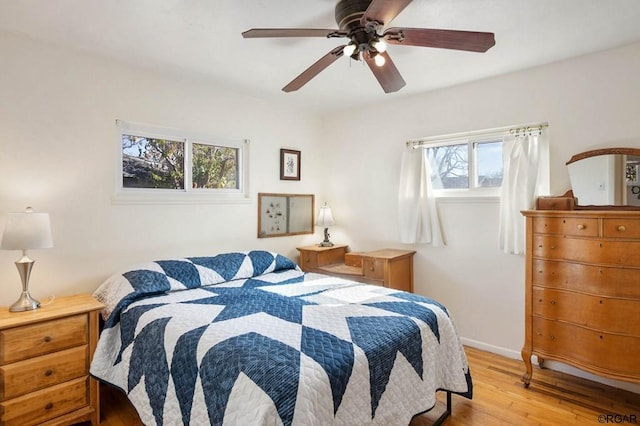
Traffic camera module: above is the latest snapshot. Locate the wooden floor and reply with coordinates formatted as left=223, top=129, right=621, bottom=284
left=92, top=346, right=639, bottom=425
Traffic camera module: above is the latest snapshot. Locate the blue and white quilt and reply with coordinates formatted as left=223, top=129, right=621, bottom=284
left=91, top=251, right=472, bottom=426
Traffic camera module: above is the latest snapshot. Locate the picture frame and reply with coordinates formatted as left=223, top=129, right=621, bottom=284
left=257, top=193, right=314, bottom=238
left=280, top=149, right=301, bottom=181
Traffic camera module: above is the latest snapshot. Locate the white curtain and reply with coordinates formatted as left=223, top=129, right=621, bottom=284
left=499, top=132, right=545, bottom=254
left=398, top=148, right=445, bottom=246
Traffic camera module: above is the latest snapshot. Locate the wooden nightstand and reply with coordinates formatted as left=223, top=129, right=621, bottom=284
left=296, top=245, right=415, bottom=292
left=360, top=249, right=416, bottom=293
left=297, top=244, right=348, bottom=271
left=0, top=294, right=104, bottom=426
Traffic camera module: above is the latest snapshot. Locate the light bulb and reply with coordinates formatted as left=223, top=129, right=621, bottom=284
left=374, top=54, right=386, bottom=67
left=372, top=39, right=387, bottom=53
left=343, top=44, right=356, bottom=56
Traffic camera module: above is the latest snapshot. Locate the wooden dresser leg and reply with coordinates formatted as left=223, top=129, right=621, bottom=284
left=521, top=347, right=533, bottom=388
left=537, top=356, right=545, bottom=369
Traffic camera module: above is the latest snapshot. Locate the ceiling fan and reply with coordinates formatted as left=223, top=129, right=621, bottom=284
left=242, top=0, right=495, bottom=94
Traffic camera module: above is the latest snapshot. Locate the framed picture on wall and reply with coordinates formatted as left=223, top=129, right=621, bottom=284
left=280, top=149, right=301, bottom=180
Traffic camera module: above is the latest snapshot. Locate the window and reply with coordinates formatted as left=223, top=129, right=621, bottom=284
left=408, top=123, right=550, bottom=199
left=114, top=120, right=249, bottom=204
left=425, top=138, right=503, bottom=195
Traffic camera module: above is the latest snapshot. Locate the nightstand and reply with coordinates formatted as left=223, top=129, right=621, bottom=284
left=297, top=244, right=348, bottom=271
left=0, top=294, right=104, bottom=426
left=296, top=245, right=415, bottom=292
left=360, top=249, right=416, bottom=293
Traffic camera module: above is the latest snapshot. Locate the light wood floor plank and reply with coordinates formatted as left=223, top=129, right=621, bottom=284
left=90, top=345, right=639, bottom=425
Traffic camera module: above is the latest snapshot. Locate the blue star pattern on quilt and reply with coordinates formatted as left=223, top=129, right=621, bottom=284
left=91, top=252, right=472, bottom=426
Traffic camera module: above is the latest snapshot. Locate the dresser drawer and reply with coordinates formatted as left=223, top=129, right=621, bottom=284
left=533, top=217, right=598, bottom=237
left=603, top=218, right=640, bottom=239
left=532, top=235, right=640, bottom=267
left=0, top=314, right=88, bottom=364
left=0, top=376, right=88, bottom=426
left=532, top=286, right=640, bottom=336
left=0, top=345, right=88, bottom=400
left=531, top=259, right=640, bottom=298
left=532, top=317, right=640, bottom=378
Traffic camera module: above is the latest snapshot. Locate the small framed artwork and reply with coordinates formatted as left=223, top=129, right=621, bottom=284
left=280, top=149, right=301, bottom=181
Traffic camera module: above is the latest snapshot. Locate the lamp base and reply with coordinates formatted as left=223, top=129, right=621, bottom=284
left=9, top=291, right=41, bottom=312
left=318, top=227, right=334, bottom=247
left=9, top=254, right=40, bottom=312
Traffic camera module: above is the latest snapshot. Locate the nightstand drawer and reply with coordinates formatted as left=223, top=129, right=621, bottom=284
left=0, top=376, right=88, bottom=426
left=0, top=345, right=88, bottom=399
left=0, top=314, right=88, bottom=364
left=363, top=258, right=385, bottom=281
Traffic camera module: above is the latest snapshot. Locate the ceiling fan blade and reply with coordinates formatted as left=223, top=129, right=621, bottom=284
left=283, top=45, right=346, bottom=92
left=242, top=28, right=346, bottom=38
left=361, top=0, right=413, bottom=26
left=384, top=28, right=496, bottom=52
left=365, top=51, right=406, bottom=93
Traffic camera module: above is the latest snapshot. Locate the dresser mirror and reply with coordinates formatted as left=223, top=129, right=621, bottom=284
left=566, top=147, right=640, bottom=208
left=258, top=193, right=314, bottom=238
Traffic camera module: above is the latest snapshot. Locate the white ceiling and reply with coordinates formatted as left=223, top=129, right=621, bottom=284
left=2, top=0, right=640, bottom=113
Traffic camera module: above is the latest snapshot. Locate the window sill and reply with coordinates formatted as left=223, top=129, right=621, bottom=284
left=435, top=195, right=499, bottom=204
left=111, top=192, right=251, bottom=205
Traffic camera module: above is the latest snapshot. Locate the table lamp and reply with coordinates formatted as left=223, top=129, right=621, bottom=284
left=316, top=202, right=335, bottom=247
left=1, top=207, right=53, bottom=312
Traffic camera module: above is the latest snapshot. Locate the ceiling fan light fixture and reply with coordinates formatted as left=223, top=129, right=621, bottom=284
left=343, top=43, right=356, bottom=56
left=372, top=39, right=387, bottom=53
left=374, top=53, right=386, bottom=67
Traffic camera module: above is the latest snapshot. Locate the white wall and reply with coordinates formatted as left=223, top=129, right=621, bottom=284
left=0, top=30, right=326, bottom=305
left=321, top=42, right=640, bottom=392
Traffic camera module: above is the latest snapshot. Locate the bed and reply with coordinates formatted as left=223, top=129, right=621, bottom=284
left=90, top=250, right=472, bottom=425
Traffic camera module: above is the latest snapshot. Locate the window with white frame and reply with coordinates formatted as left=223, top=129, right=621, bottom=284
left=408, top=123, right=549, bottom=198
left=425, top=138, right=504, bottom=195
left=114, top=120, right=249, bottom=203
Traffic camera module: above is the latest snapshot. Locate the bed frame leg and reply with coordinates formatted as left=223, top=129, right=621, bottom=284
left=432, top=391, right=452, bottom=426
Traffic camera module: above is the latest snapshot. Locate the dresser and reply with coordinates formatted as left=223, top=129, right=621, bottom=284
left=296, top=245, right=415, bottom=292
left=0, top=294, right=104, bottom=426
left=521, top=210, right=640, bottom=387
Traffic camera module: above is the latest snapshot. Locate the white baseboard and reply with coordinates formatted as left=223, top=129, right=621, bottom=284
left=460, top=337, right=640, bottom=395
left=460, top=337, right=532, bottom=363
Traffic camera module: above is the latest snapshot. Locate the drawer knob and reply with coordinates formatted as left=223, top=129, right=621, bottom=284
left=44, top=369, right=53, bottom=376
left=617, top=225, right=626, bottom=232
left=577, top=224, right=585, bottom=230
left=45, top=402, right=53, bottom=410
left=550, top=335, right=555, bottom=341
left=550, top=300, right=556, bottom=305
left=43, top=335, right=52, bottom=343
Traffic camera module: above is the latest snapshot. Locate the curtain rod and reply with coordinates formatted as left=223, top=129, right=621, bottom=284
left=406, top=121, right=549, bottom=148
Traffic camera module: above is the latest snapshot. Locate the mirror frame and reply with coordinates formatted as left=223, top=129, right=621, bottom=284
left=566, top=147, right=640, bottom=165
left=566, top=147, right=640, bottom=210
left=257, top=193, right=315, bottom=238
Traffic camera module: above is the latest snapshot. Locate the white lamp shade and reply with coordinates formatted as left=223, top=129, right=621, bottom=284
left=1, top=211, right=53, bottom=250
left=316, top=205, right=335, bottom=227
